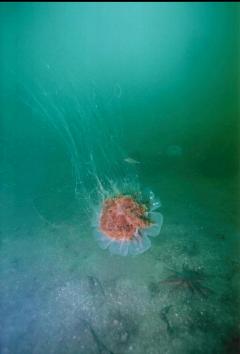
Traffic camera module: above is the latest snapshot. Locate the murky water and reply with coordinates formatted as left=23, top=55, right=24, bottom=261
left=0, top=3, right=239, bottom=354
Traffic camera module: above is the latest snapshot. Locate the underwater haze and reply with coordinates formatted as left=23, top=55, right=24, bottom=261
left=0, top=2, right=240, bottom=354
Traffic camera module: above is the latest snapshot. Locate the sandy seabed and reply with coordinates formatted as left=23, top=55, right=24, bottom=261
left=0, top=171, right=239, bottom=354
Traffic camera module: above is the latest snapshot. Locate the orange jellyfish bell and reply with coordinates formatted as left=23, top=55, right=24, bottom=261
left=93, top=190, right=163, bottom=256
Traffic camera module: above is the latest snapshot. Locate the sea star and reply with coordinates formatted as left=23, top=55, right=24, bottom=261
left=161, top=264, right=212, bottom=298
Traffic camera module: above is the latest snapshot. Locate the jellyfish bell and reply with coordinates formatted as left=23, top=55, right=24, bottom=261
left=92, top=190, right=163, bottom=256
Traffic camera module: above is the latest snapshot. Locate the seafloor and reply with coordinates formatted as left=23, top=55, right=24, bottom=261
left=0, top=168, right=239, bottom=354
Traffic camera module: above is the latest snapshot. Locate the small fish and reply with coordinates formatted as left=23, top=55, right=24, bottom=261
left=124, top=157, right=140, bottom=164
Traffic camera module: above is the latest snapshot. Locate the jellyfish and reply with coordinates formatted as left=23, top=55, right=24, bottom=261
left=92, top=188, right=163, bottom=256
left=18, top=75, right=163, bottom=255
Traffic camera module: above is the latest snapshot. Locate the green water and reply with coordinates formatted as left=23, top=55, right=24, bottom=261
left=0, top=3, right=239, bottom=354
